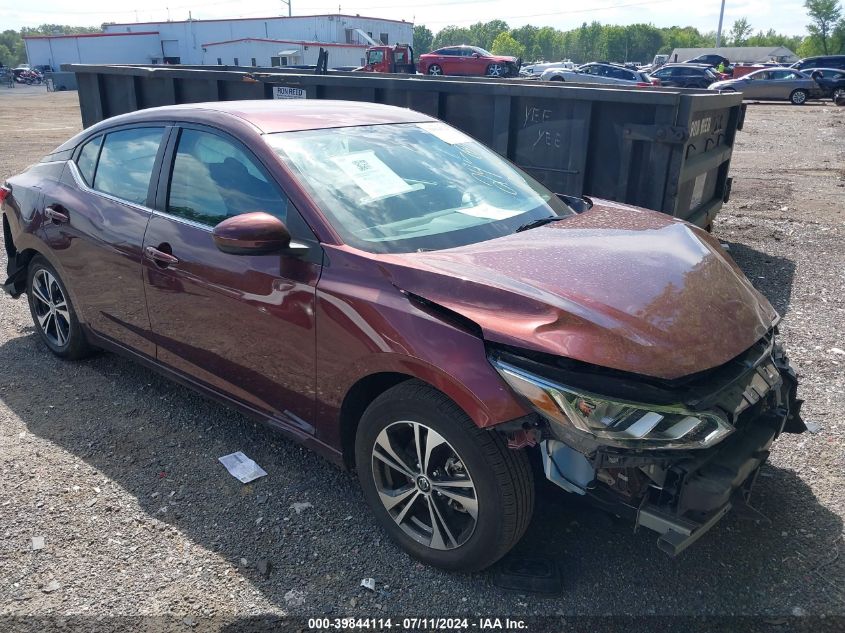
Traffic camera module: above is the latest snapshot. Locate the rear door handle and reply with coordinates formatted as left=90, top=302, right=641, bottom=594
left=144, top=246, right=179, bottom=267
left=44, top=204, right=69, bottom=223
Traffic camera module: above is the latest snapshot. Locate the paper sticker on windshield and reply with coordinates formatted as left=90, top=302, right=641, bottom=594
left=457, top=204, right=523, bottom=220
left=331, top=151, right=414, bottom=200
left=420, top=122, right=473, bottom=145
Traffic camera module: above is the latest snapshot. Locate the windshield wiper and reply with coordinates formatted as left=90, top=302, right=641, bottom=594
left=515, top=216, right=566, bottom=233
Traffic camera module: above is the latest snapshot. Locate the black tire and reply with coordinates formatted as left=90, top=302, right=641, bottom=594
left=549, top=76, right=564, bottom=82
left=355, top=380, right=534, bottom=571
left=26, top=255, right=94, bottom=359
left=427, top=64, right=443, bottom=76
left=790, top=89, right=808, bottom=105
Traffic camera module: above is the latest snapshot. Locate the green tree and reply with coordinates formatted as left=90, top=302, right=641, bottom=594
left=21, top=24, right=99, bottom=36
left=0, top=30, right=26, bottom=66
left=729, top=17, right=753, bottom=45
left=490, top=32, right=525, bottom=57
left=431, top=25, right=472, bottom=50
left=413, top=25, right=433, bottom=54
left=804, top=0, right=842, bottom=53
left=511, top=24, right=539, bottom=59
left=467, top=21, right=509, bottom=50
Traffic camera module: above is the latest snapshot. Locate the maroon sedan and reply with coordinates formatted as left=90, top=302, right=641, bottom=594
left=1, top=101, right=804, bottom=571
left=418, top=45, right=520, bottom=77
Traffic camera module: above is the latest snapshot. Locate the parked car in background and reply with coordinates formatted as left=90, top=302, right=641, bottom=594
left=519, top=60, right=575, bottom=77
left=811, top=69, right=845, bottom=101
left=791, top=55, right=845, bottom=72
left=649, top=64, right=720, bottom=88
left=685, top=54, right=731, bottom=68
left=710, top=68, right=819, bottom=104
left=1, top=100, right=805, bottom=571
left=540, top=62, right=658, bottom=86
left=418, top=46, right=520, bottom=77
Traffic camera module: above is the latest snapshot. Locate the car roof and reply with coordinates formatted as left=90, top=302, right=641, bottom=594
left=88, top=100, right=436, bottom=135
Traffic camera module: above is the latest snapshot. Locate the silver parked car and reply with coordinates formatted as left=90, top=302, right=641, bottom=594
left=540, top=62, right=656, bottom=86
left=709, top=68, right=819, bottom=104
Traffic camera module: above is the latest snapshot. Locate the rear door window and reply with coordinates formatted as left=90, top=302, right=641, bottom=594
left=94, top=127, right=165, bottom=205
left=166, top=128, right=287, bottom=226
left=76, top=135, right=103, bottom=186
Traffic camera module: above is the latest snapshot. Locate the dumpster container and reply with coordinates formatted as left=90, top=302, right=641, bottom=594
left=65, top=64, right=745, bottom=228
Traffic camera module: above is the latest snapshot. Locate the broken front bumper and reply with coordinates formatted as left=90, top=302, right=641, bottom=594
left=538, top=344, right=804, bottom=556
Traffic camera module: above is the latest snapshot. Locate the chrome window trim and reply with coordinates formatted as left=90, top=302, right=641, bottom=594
left=66, top=160, right=156, bottom=215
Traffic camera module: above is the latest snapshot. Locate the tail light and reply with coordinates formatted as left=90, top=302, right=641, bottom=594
left=0, top=185, right=9, bottom=205
left=636, top=82, right=651, bottom=87
left=650, top=78, right=661, bottom=86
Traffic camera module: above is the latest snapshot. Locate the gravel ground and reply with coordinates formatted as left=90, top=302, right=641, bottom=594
left=0, top=87, right=843, bottom=623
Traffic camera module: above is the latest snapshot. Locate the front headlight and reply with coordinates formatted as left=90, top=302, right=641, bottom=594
left=492, top=359, right=733, bottom=450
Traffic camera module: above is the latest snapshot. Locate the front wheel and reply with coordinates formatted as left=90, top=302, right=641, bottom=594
left=26, top=255, right=94, bottom=359
left=355, top=380, right=534, bottom=571
left=486, top=63, right=505, bottom=78
left=790, top=89, right=808, bottom=105
left=427, top=64, right=443, bottom=76
left=832, top=88, right=845, bottom=102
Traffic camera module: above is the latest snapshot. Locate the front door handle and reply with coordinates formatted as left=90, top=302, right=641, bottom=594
left=44, top=204, right=69, bottom=223
left=144, top=245, right=179, bottom=267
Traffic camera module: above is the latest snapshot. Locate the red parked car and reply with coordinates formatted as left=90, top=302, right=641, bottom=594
left=1, top=100, right=804, bottom=571
left=418, top=45, right=520, bottom=78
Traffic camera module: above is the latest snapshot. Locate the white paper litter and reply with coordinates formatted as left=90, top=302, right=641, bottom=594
left=331, top=150, right=414, bottom=200
left=218, top=452, right=267, bottom=484
left=31, top=536, right=45, bottom=551
left=361, top=577, right=376, bottom=591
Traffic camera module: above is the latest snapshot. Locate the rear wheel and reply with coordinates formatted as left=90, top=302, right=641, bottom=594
left=549, top=76, right=564, bottom=82
left=355, top=380, right=534, bottom=571
left=833, top=88, right=845, bottom=102
left=790, top=89, right=808, bottom=105
left=427, top=64, right=443, bottom=76
left=26, top=255, right=94, bottom=359
left=486, top=63, right=506, bottom=78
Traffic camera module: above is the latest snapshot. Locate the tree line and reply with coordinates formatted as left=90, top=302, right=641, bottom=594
left=413, top=0, right=845, bottom=63
left=1, top=1, right=844, bottom=68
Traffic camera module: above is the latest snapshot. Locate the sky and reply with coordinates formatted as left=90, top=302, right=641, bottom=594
left=0, top=0, right=812, bottom=36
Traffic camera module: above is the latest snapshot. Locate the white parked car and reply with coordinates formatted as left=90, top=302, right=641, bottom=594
left=520, top=60, right=575, bottom=77
left=540, top=62, right=658, bottom=86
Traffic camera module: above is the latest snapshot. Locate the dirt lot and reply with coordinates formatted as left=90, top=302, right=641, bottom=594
left=0, top=86, right=843, bottom=623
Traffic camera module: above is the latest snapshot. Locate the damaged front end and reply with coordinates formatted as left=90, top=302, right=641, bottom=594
left=489, top=332, right=804, bottom=556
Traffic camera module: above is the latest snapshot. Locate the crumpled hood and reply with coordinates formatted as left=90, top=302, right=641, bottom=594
left=383, top=200, right=777, bottom=380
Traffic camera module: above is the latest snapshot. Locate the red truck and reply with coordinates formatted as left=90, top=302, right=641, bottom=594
left=359, top=43, right=416, bottom=74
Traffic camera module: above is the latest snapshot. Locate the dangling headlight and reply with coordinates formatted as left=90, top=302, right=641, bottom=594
left=491, top=358, right=733, bottom=450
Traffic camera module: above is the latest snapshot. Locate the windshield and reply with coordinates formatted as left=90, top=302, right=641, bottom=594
left=473, top=47, right=493, bottom=56
left=265, top=122, right=573, bottom=254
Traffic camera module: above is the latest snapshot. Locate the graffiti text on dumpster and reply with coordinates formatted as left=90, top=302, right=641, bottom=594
left=524, top=106, right=563, bottom=150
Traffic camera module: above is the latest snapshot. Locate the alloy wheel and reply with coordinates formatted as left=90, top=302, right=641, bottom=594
left=371, top=421, right=478, bottom=550
left=487, top=63, right=505, bottom=77
left=31, top=269, right=70, bottom=347
left=428, top=65, right=442, bottom=76
left=792, top=90, right=807, bottom=104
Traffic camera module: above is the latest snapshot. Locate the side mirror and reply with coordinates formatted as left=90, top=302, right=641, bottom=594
left=212, top=212, right=306, bottom=256
left=472, top=52, right=480, bottom=58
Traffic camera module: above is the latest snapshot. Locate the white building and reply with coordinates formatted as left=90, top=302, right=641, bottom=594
left=24, top=14, right=413, bottom=70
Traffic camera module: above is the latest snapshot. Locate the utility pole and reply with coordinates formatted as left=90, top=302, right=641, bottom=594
left=715, top=0, right=726, bottom=47
left=281, top=0, right=291, bottom=16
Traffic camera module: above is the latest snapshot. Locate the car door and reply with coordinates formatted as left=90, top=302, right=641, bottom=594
left=766, top=70, right=795, bottom=99
left=742, top=71, right=769, bottom=98
left=141, top=124, right=321, bottom=432
left=653, top=67, right=676, bottom=86
left=441, top=48, right=461, bottom=74
left=38, top=125, right=168, bottom=356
